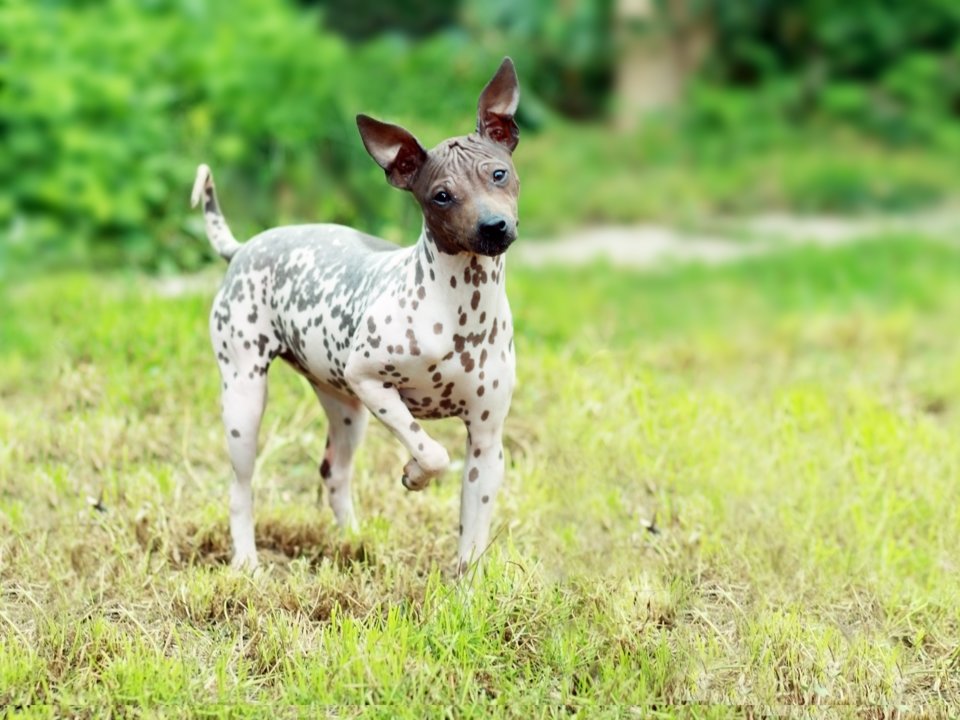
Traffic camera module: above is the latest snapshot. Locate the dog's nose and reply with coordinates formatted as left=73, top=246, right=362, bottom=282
left=479, top=218, right=509, bottom=242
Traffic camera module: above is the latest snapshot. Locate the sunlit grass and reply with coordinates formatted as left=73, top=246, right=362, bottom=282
left=2, top=236, right=959, bottom=712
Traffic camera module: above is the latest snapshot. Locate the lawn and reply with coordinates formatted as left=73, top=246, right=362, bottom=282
left=2, top=236, right=959, bottom=715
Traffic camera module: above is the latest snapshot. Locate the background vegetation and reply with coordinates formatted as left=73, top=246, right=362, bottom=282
left=3, top=0, right=960, bottom=273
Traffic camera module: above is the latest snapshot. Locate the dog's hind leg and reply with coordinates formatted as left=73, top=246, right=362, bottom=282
left=313, top=387, right=367, bottom=533
left=218, top=365, right=269, bottom=570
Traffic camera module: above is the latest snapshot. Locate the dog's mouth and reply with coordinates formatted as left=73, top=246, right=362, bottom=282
left=472, top=232, right=516, bottom=257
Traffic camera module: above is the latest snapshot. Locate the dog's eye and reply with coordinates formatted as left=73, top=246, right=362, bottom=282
left=433, top=190, right=452, bottom=205
left=492, top=169, right=507, bottom=183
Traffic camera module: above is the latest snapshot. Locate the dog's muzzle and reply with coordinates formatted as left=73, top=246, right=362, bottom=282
left=474, top=217, right=517, bottom=256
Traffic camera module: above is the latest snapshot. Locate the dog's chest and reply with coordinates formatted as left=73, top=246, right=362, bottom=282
left=397, top=315, right=514, bottom=422
left=360, top=259, right=515, bottom=424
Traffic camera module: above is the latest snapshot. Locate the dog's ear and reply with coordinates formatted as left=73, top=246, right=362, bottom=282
left=477, top=57, right=520, bottom=153
left=356, top=114, right=428, bottom=190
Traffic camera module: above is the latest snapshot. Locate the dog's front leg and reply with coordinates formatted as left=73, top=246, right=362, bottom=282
left=345, top=362, right=450, bottom=491
left=457, top=427, right=505, bottom=577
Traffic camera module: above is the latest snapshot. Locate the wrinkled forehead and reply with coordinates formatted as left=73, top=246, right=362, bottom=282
left=416, top=134, right=513, bottom=189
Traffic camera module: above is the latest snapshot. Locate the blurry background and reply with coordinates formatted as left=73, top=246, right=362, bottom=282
left=3, top=0, right=960, bottom=275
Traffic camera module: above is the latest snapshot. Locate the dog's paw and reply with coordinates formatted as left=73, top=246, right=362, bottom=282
left=400, top=440, right=449, bottom=491
left=401, top=459, right=432, bottom=491
left=230, top=551, right=259, bottom=572
left=419, top=441, right=451, bottom=476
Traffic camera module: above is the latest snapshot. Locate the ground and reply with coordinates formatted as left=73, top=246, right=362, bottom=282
left=2, top=234, right=959, bottom=716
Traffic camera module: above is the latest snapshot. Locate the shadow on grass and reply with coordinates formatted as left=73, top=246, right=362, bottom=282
left=140, top=512, right=376, bottom=573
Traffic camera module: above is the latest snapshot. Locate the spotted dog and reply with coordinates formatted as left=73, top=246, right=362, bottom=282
left=192, top=58, right=522, bottom=574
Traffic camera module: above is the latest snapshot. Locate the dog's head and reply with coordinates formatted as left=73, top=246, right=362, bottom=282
left=357, top=58, right=521, bottom=257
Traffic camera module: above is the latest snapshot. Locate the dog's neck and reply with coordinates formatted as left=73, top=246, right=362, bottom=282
left=412, top=226, right=507, bottom=317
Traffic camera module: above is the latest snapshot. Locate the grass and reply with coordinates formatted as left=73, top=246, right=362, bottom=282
left=516, top=122, right=960, bottom=237
left=2, top=236, right=960, bottom=715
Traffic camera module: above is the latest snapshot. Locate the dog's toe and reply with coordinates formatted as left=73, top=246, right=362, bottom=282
left=401, top=472, right=429, bottom=492
left=230, top=552, right=259, bottom=572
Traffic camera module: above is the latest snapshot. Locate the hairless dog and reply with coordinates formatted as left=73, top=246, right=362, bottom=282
left=192, top=58, right=522, bottom=576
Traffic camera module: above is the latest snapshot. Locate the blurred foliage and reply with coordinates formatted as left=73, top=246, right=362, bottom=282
left=463, top=0, right=615, bottom=119
left=2, top=0, right=960, bottom=275
left=684, top=0, right=960, bottom=145
left=0, top=0, right=501, bottom=273
left=302, top=0, right=460, bottom=40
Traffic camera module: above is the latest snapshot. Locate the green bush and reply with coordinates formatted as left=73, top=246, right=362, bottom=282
left=0, top=0, right=500, bottom=272
left=690, top=0, right=960, bottom=144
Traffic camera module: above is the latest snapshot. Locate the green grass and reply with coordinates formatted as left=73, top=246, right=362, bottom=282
left=517, top=123, right=960, bottom=236
left=2, top=236, right=960, bottom=715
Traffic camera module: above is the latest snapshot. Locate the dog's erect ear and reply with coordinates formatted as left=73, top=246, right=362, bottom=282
left=356, top=114, right=428, bottom=190
left=477, top=57, right=520, bottom=153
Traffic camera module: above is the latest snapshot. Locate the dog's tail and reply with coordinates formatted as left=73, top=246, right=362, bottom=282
left=191, top=164, right=242, bottom=262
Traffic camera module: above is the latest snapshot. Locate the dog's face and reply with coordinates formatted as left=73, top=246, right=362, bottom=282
left=357, top=58, right=521, bottom=257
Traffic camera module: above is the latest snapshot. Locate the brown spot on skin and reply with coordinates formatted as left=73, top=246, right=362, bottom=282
left=383, top=382, right=393, bottom=389
left=379, top=408, right=387, bottom=414
left=367, top=318, right=377, bottom=333
left=432, top=372, right=442, bottom=382
left=450, top=276, right=457, bottom=288
left=471, top=290, right=481, bottom=310
left=459, top=313, right=467, bottom=326
left=428, top=364, right=437, bottom=372
left=344, top=418, right=352, bottom=426
left=410, top=422, right=421, bottom=432
left=469, top=467, right=479, bottom=482
left=473, top=448, right=481, bottom=458
left=406, top=328, right=421, bottom=356
left=230, top=429, right=240, bottom=438
left=482, top=495, right=490, bottom=504
left=481, top=410, right=490, bottom=421
left=385, top=316, right=392, bottom=324
left=493, top=379, right=499, bottom=389
left=459, top=524, right=463, bottom=535
left=320, top=459, right=331, bottom=479
left=434, top=323, right=443, bottom=334
left=477, top=386, right=485, bottom=397
left=417, top=286, right=426, bottom=300
left=418, top=443, right=424, bottom=451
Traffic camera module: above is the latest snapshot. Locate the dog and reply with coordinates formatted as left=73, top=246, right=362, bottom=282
left=191, top=58, right=521, bottom=575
